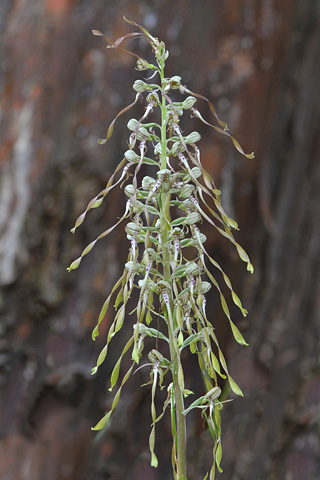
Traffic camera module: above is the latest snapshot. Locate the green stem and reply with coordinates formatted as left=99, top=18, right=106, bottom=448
left=159, top=59, right=187, bottom=480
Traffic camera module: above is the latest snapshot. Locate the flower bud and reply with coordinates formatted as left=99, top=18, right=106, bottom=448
left=179, top=184, right=194, bottom=198
left=203, top=387, right=221, bottom=402
left=142, top=176, right=155, bottom=190
left=175, top=262, right=199, bottom=277
left=130, top=199, right=144, bottom=214
left=191, top=167, right=202, bottom=178
left=200, top=281, right=212, bottom=293
left=181, top=232, right=207, bottom=247
left=148, top=349, right=165, bottom=364
left=127, top=118, right=139, bottom=131
left=182, top=198, right=194, bottom=209
left=167, top=104, right=183, bottom=117
left=136, top=126, right=151, bottom=140
left=185, top=131, right=201, bottom=144
left=171, top=142, right=182, bottom=156
left=183, top=167, right=201, bottom=180
left=185, top=212, right=201, bottom=225
left=125, top=222, right=142, bottom=236
left=133, top=80, right=154, bottom=93
left=153, top=142, right=162, bottom=155
left=136, top=58, right=156, bottom=71
left=184, top=262, right=200, bottom=275
left=124, top=184, right=135, bottom=197
left=197, top=232, right=207, bottom=244
left=182, top=96, right=197, bottom=110
left=124, top=150, right=140, bottom=162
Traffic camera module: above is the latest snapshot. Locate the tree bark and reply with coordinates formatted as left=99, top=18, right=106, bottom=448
left=0, top=1, right=319, bottom=479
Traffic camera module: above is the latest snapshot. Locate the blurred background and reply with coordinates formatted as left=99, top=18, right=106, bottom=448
left=0, top=1, right=319, bottom=479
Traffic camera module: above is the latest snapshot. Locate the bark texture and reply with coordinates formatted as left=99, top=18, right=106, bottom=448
left=0, top=1, right=319, bottom=479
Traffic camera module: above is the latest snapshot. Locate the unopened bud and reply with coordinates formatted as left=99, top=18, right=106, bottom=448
left=182, top=96, right=197, bottom=110
left=136, top=58, right=156, bottom=71
left=127, top=118, right=139, bottom=131
left=203, top=387, right=221, bottom=402
left=185, top=131, right=201, bottom=144
left=191, top=167, right=202, bottom=178
left=125, top=222, right=142, bottom=236
left=124, top=184, right=135, bottom=197
left=171, top=142, right=181, bottom=156
left=179, top=184, right=194, bottom=198
left=133, top=80, right=155, bottom=93
left=184, top=262, right=200, bottom=275
left=200, top=281, right=212, bottom=293
left=124, top=150, right=140, bottom=162
left=142, top=176, right=155, bottom=190
left=185, top=212, right=201, bottom=225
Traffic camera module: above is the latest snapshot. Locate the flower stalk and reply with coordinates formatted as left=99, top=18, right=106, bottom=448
left=159, top=54, right=187, bottom=479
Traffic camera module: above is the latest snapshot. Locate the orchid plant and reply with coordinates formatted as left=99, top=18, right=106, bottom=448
left=68, top=18, right=254, bottom=480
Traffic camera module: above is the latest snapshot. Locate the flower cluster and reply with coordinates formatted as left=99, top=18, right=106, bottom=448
left=68, top=19, right=254, bottom=480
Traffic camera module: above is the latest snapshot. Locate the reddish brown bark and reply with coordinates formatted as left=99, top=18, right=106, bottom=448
left=0, top=1, right=319, bottom=479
